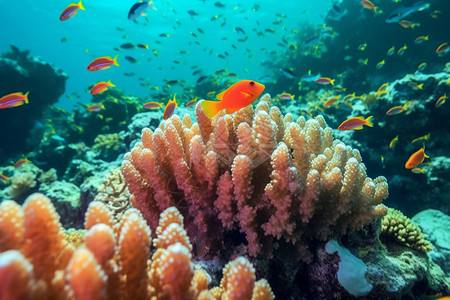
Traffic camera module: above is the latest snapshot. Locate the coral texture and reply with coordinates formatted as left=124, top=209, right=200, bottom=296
left=0, top=193, right=273, bottom=299
left=122, top=93, right=389, bottom=260
left=382, top=207, right=432, bottom=252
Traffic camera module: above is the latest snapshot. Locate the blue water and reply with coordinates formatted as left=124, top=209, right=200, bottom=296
left=0, top=0, right=332, bottom=109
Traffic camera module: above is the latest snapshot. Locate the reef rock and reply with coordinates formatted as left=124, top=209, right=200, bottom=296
left=0, top=45, right=67, bottom=162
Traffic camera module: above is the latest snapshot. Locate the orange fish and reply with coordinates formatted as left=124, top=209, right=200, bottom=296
left=386, top=102, right=409, bottom=115
left=163, top=94, right=177, bottom=120
left=405, top=145, right=429, bottom=169
left=90, top=80, right=116, bottom=95
left=14, top=158, right=31, bottom=169
left=361, top=0, right=378, bottom=13
left=143, top=102, right=163, bottom=109
left=435, top=94, right=446, bottom=108
left=338, top=116, right=373, bottom=131
left=0, top=173, right=9, bottom=183
left=324, top=95, right=341, bottom=107
left=315, top=77, right=335, bottom=86
left=200, top=80, right=265, bottom=119
left=87, top=55, right=119, bottom=71
left=87, top=104, right=105, bottom=112
left=185, top=97, right=198, bottom=108
left=60, top=0, right=85, bottom=21
left=0, top=92, right=29, bottom=109
left=436, top=43, right=449, bottom=55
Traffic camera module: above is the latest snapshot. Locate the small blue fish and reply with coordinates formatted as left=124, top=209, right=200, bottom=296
left=386, top=1, right=430, bottom=23
left=128, top=1, right=157, bottom=21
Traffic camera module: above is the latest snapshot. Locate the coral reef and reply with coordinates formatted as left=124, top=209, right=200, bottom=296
left=381, top=207, right=432, bottom=252
left=0, top=193, right=274, bottom=299
left=122, top=93, right=388, bottom=260
left=92, top=133, right=125, bottom=161
left=0, top=45, right=67, bottom=162
left=412, top=209, right=450, bottom=276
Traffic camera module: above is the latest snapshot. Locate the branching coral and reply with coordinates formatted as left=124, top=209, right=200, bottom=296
left=381, top=207, right=432, bottom=252
left=122, top=93, right=388, bottom=260
left=0, top=194, right=274, bottom=299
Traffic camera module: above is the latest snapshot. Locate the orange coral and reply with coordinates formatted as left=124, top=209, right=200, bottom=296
left=0, top=200, right=24, bottom=252
left=0, top=195, right=273, bottom=300
left=221, top=256, right=256, bottom=300
left=122, top=94, right=388, bottom=260
left=84, top=201, right=114, bottom=230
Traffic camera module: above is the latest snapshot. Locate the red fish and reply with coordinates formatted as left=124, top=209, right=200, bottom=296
left=435, top=94, right=446, bottom=108
left=90, top=80, right=116, bottom=95
left=60, top=0, right=85, bottom=21
left=436, top=43, right=449, bottom=55
left=361, top=0, right=378, bottom=13
left=338, top=116, right=373, bottom=131
left=87, top=55, right=119, bottom=71
left=0, top=92, right=29, bottom=109
left=200, top=80, right=265, bottom=119
left=163, top=94, right=177, bottom=120
left=0, top=173, right=9, bottom=183
left=405, top=145, right=428, bottom=169
left=324, top=95, right=341, bottom=107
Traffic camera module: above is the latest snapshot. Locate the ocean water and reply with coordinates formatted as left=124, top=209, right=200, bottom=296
left=0, top=0, right=332, bottom=109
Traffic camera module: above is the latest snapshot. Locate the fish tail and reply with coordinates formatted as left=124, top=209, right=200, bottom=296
left=108, top=79, right=116, bottom=87
left=200, top=100, right=223, bottom=119
left=24, top=91, right=29, bottom=104
left=78, top=0, right=85, bottom=10
left=373, top=6, right=378, bottom=14
left=365, top=115, right=374, bottom=127
left=330, top=79, right=335, bottom=86
left=113, top=54, right=120, bottom=66
left=149, top=1, right=157, bottom=10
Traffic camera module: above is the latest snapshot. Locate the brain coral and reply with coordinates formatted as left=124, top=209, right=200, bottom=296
left=122, top=93, right=388, bottom=260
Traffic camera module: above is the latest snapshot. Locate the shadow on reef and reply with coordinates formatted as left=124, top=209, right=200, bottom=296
left=0, top=45, right=67, bottom=163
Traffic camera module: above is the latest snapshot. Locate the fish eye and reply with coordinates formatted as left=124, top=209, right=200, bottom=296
left=249, top=81, right=255, bottom=86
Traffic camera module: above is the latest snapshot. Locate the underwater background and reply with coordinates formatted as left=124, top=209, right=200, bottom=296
left=0, top=0, right=449, bottom=299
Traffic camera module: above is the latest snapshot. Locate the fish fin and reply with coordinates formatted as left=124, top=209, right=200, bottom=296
left=108, top=80, right=116, bottom=87
left=354, top=126, right=364, bottom=130
left=216, top=91, right=225, bottom=100
left=200, top=100, right=223, bottom=119
left=240, top=91, right=251, bottom=99
left=330, top=79, right=335, bottom=86
left=365, top=116, right=374, bottom=127
left=149, top=1, right=157, bottom=10
left=113, top=55, right=120, bottom=66
left=24, top=91, right=29, bottom=104
left=78, top=0, right=85, bottom=10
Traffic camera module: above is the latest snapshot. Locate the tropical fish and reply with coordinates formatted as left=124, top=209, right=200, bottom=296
left=120, top=43, right=135, bottom=49
left=386, top=103, right=408, bottom=115
left=90, top=80, right=115, bottom=95
left=411, top=168, right=425, bottom=174
left=397, top=45, right=408, bottom=56
left=376, top=60, right=385, bottom=69
left=436, top=43, right=449, bottom=56
left=0, top=173, right=9, bottom=183
left=60, top=0, right=85, bottom=21
left=87, top=55, right=119, bottom=71
left=407, top=82, right=423, bottom=89
left=390, top=135, right=399, bottom=148
left=163, top=94, right=177, bottom=120
left=399, top=20, right=419, bottom=29
left=324, top=95, right=341, bottom=107
left=128, top=1, right=157, bottom=21
left=14, top=158, right=30, bottom=169
left=377, top=83, right=389, bottom=95
left=386, top=2, right=430, bottom=23
left=185, top=97, right=198, bottom=108
left=143, top=102, right=163, bottom=109
left=411, top=133, right=430, bottom=144
left=435, top=94, right=446, bottom=108
left=137, top=44, right=149, bottom=49
left=0, top=92, right=29, bottom=109
left=281, top=68, right=296, bottom=79
left=87, top=104, right=105, bottom=112
left=418, top=62, right=427, bottom=72
left=125, top=56, right=138, bottom=64
left=279, top=93, right=295, bottom=101
left=315, top=77, right=335, bottom=85
left=301, top=70, right=321, bottom=82
left=361, top=1, right=378, bottom=14
left=358, top=43, right=367, bottom=51
left=405, top=145, right=428, bottom=169
left=200, top=80, right=265, bottom=119
left=387, top=46, right=395, bottom=56
left=338, top=116, right=373, bottom=131
left=414, top=35, right=429, bottom=43
left=380, top=155, right=385, bottom=169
